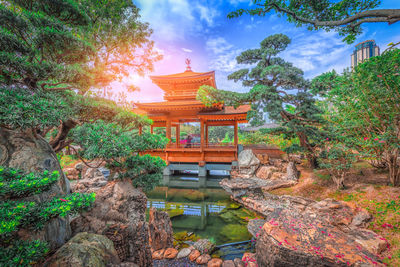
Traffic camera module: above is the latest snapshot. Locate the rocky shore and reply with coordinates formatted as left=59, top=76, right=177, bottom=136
left=221, top=149, right=390, bottom=267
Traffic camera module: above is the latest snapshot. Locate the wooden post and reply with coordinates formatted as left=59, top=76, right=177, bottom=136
left=205, top=122, right=208, bottom=147
left=139, top=126, right=142, bottom=135
left=234, top=120, right=238, bottom=146
left=150, top=125, right=153, bottom=134
left=200, top=119, right=205, bottom=149
left=176, top=123, right=180, bottom=147
left=166, top=119, right=171, bottom=143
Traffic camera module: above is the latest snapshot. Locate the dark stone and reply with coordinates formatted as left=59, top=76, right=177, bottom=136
left=72, top=181, right=152, bottom=266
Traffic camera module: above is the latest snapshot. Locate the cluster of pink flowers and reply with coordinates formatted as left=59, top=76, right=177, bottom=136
left=364, top=137, right=385, bottom=143
left=60, top=198, right=67, bottom=202
left=381, top=223, right=394, bottom=229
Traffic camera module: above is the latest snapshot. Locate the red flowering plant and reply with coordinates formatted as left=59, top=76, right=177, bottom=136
left=313, top=49, right=400, bottom=186
left=318, top=141, right=357, bottom=190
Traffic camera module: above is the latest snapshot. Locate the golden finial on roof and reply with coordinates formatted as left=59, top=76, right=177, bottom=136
left=185, top=58, right=192, bottom=71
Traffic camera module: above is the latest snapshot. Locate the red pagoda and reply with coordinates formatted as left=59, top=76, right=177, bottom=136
left=134, top=60, right=250, bottom=176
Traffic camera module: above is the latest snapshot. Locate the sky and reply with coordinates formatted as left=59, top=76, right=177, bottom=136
left=117, top=0, right=400, bottom=103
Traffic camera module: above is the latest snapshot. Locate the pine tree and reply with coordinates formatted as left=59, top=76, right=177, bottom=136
left=198, top=34, right=327, bottom=168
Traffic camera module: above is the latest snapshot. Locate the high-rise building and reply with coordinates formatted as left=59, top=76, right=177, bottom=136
left=351, top=40, right=380, bottom=68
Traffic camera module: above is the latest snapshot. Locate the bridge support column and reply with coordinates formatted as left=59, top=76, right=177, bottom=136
left=163, top=165, right=173, bottom=176
left=198, top=165, right=207, bottom=177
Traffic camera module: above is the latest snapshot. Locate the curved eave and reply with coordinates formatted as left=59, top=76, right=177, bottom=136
left=150, top=71, right=215, bottom=81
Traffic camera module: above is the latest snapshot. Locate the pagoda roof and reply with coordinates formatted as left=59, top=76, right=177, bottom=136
left=134, top=100, right=222, bottom=113
left=150, top=69, right=216, bottom=101
left=150, top=70, right=215, bottom=82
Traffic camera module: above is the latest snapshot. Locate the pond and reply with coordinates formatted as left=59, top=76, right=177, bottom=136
left=146, top=172, right=258, bottom=259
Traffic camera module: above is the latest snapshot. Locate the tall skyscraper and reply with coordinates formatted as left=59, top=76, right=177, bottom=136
left=351, top=40, right=380, bottom=68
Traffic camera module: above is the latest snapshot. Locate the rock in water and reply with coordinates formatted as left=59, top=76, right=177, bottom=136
left=71, top=180, right=152, bottom=266
left=208, top=258, right=223, bottom=267
left=44, top=232, right=120, bottom=267
left=177, top=247, right=192, bottom=259
left=193, top=239, right=216, bottom=254
left=188, top=250, right=201, bottom=262
left=164, top=248, right=178, bottom=259
left=0, top=128, right=71, bottom=249
left=221, top=260, right=235, bottom=267
left=148, top=207, right=173, bottom=251
left=196, top=254, right=211, bottom=264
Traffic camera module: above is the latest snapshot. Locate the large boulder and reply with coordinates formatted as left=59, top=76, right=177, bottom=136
left=230, top=190, right=388, bottom=266
left=148, top=207, right=173, bottom=251
left=238, top=149, right=260, bottom=168
left=232, top=150, right=261, bottom=178
left=44, top=232, right=120, bottom=267
left=71, top=180, right=152, bottom=266
left=0, top=128, right=71, bottom=249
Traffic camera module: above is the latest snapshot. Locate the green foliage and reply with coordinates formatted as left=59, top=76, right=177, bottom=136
left=0, top=88, right=74, bottom=130
left=72, top=121, right=168, bottom=191
left=318, top=143, right=357, bottom=189
left=197, top=34, right=327, bottom=168
left=36, top=192, right=95, bottom=229
left=0, top=239, right=49, bottom=267
left=314, top=49, right=400, bottom=185
left=72, top=120, right=168, bottom=159
left=0, top=167, right=59, bottom=198
left=120, top=154, right=166, bottom=191
left=228, top=0, right=384, bottom=44
left=0, top=167, right=95, bottom=265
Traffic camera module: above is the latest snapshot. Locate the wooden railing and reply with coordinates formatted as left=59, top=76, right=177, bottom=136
left=166, top=142, right=236, bottom=149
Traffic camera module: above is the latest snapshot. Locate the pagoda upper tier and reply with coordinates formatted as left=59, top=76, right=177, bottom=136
left=150, top=69, right=216, bottom=101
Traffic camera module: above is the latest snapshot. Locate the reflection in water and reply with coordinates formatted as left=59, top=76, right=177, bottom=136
left=147, top=173, right=256, bottom=249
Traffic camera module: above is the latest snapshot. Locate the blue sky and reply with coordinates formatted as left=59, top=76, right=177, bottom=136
left=122, top=0, right=400, bottom=103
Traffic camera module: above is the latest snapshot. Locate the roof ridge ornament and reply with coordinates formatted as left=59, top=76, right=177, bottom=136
left=185, top=58, right=192, bottom=72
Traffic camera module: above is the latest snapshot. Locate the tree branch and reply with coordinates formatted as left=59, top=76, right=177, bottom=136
left=261, top=3, right=400, bottom=27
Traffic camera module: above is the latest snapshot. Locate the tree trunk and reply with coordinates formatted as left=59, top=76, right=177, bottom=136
left=387, top=154, right=400, bottom=186
left=332, top=173, right=345, bottom=190
left=49, top=119, right=78, bottom=153
left=307, top=154, right=319, bottom=169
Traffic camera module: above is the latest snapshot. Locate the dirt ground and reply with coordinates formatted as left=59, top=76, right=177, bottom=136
left=271, top=161, right=400, bottom=266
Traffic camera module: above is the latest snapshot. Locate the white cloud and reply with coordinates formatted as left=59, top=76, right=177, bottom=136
left=206, top=37, right=234, bottom=54
left=182, top=48, right=193, bottom=53
left=282, top=30, right=352, bottom=77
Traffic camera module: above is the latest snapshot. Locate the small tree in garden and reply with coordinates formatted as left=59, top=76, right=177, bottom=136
left=71, top=121, right=168, bottom=191
left=0, top=167, right=95, bottom=266
left=318, top=143, right=357, bottom=190
left=197, top=34, right=327, bottom=168
left=313, top=49, right=400, bottom=186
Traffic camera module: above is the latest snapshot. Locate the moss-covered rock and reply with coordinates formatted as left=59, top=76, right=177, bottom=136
left=44, top=232, right=120, bottom=267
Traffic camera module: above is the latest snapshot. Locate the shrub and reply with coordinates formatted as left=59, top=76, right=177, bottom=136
left=0, top=167, right=95, bottom=266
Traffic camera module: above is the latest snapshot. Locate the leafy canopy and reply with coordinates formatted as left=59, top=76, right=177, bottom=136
left=313, top=49, right=400, bottom=185
left=228, top=0, right=400, bottom=44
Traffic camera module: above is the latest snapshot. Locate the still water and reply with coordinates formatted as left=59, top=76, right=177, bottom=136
left=146, top=172, right=257, bottom=247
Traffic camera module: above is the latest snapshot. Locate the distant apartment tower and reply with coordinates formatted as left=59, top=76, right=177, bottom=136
left=351, top=40, right=380, bottom=68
